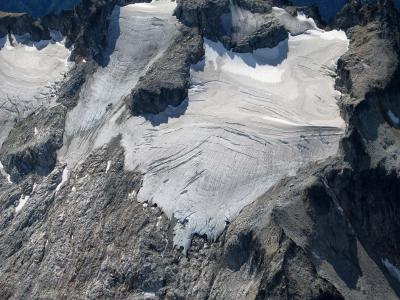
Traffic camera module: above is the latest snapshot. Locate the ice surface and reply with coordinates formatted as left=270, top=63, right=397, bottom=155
left=57, top=3, right=348, bottom=250
left=383, top=258, right=400, bottom=283
left=0, top=33, right=72, bottom=147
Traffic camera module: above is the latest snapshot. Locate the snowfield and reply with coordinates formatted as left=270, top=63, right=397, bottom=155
left=0, top=33, right=72, bottom=147
left=0, top=1, right=349, bottom=250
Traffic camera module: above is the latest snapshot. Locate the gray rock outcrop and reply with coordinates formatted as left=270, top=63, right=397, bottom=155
left=127, top=27, right=204, bottom=116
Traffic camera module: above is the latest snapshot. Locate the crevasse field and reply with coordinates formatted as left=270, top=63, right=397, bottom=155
left=0, top=0, right=349, bottom=250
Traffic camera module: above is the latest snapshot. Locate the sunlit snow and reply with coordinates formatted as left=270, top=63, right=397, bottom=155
left=57, top=1, right=349, bottom=249
left=388, top=110, right=400, bottom=126
left=55, top=168, right=69, bottom=193
left=15, top=194, right=30, bottom=213
left=0, top=32, right=72, bottom=147
left=0, top=161, right=12, bottom=184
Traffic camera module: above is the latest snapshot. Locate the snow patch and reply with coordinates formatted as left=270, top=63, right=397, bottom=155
left=56, top=168, right=69, bottom=192
left=15, top=195, right=30, bottom=213
left=143, top=292, right=157, bottom=299
left=34, top=127, right=39, bottom=136
left=105, top=160, right=112, bottom=173
left=0, top=161, right=13, bottom=184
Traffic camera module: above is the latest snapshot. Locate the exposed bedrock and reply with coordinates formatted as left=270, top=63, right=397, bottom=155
left=127, top=27, right=204, bottom=115
left=0, top=105, right=67, bottom=183
left=174, top=0, right=291, bottom=52
left=0, top=0, right=151, bottom=63
left=0, top=60, right=95, bottom=182
left=230, top=16, right=288, bottom=52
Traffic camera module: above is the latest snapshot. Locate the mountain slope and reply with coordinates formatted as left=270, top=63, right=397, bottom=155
left=0, top=0, right=399, bottom=299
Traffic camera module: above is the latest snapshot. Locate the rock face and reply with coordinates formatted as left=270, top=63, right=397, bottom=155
left=0, top=0, right=146, bottom=63
left=0, top=0, right=400, bottom=299
left=127, top=27, right=204, bottom=115
left=0, top=105, right=67, bottom=182
left=174, top=0, right=289, bottom=51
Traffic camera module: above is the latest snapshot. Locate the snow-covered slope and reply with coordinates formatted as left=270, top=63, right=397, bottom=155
left=58, top=1, right=348, bottom=249
left=0, top=33, right=72, bottom=147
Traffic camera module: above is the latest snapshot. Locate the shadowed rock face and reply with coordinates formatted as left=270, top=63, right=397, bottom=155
left=0, top=0, right=399, bottom=299
left=0, top=105, right=67, bottom=182
left=127, top=27, right=204, bottom=115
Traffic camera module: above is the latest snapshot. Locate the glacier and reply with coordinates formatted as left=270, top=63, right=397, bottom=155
left=57, top=1, right=349, bottom=250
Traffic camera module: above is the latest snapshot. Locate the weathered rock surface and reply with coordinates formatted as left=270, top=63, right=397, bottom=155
left=0, top=105, right=67, bottom=182
left=0, top=0, right=149, bottom=63
left=127, top=27, right=203, bottom=115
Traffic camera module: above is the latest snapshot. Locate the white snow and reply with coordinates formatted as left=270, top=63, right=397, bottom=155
left=34, top=127, right=39, bottom=136
left=383, top=258, right=400, bottom=283
left=57, top=2, right=349, bottom=250
left=143, top=292, right=157, bottom=299
left=15, top=195, right=30, bottom=213
left=0, top=161, right=12, bottom=184
left=58, top=1, right=178, bottom=165
left=156, top=215, right=162, bottom=227
left=388, top=110, right=400, bottom=126
left=105, top=160, right=112, bottom=173
left=55, top=168, right=69, bottom=192
left=0, top=33, right=72, bottom=147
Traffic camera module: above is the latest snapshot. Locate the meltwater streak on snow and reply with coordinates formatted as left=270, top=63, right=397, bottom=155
left=0, top=33, right=72, bottom=147
left=59, top=3, right=348, bottom=250
left=58, top=1, right=179, bottom=165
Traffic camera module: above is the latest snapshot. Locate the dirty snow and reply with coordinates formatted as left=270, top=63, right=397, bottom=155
left=56, top=2, right=349, bottom=249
